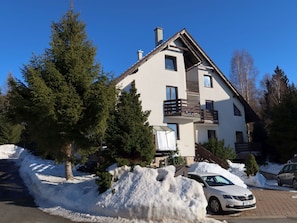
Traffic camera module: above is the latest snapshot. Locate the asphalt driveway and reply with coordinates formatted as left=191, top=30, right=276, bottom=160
left=0, top=159, right=76, bottom=223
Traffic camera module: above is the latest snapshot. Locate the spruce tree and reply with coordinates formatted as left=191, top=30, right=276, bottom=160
left=105, top=82, right=154, bottom=166
left=8, top=10, right=115, bottom=180
left=245, top=153, right=259, bottom=176
left=0, top=91, right=22, bottom=144
left=269, top=85, right=297, bottom=162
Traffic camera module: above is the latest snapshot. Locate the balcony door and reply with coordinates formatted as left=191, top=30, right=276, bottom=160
left=166, top=86, right=178, bottom=100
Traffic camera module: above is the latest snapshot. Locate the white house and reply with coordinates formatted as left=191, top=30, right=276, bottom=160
left=115, top=28, right=258, bottom=166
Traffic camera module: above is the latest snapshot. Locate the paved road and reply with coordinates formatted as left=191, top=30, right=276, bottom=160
left=212, top=188, right=297, bottom=223
left=0, top=159, right=76, bottom=223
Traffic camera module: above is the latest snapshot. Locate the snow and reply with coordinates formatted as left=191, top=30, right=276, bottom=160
left=0, top=144, right=295, bottom=223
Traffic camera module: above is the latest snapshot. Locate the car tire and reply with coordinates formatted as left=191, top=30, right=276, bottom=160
left=277, top=177, right=282, bottom=186
left=209, top=197, right=222, bottom=214
left=293, top=179, right=297, bottom=190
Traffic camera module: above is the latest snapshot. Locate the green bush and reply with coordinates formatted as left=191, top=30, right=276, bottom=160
left=167, top=151, right=185, bottom=166
left=96, top=171, right=112, bottom=193
left=203, top=138, right=236, bottom=161
left=115, top=157, right=148, bottom=167
left=245, top=154, right=259, bottom=176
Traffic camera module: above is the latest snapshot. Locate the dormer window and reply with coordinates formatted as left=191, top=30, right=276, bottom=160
left=165, top=55, right=177, bottom=71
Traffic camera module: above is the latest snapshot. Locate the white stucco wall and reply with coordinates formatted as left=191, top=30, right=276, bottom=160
left=117, top=45, right=196, bottom=157
left=195, top=66, right=247, bottom=149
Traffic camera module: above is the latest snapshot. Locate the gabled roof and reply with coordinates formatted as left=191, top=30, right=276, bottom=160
left=115, top=28, right=259, bottom=123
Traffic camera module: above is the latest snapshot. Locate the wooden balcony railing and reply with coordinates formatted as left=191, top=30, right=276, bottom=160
left=199, top=109, right=219, bottom=124
left=235, top=143, right=262, bottom=156
left=163, top=99, right=219, bottom=123
left=163, top=99, right=200, bottom=118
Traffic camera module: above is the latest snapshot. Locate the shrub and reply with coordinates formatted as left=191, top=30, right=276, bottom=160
left=167, top=151, right=185, bottom=166
left=203, top=138, right=236, bottom=161
left=245, top=153, right=259, bottom=176
left=96, top=171, right=112, bottom=193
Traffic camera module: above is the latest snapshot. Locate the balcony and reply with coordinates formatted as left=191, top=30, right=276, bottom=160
left=235, top=143, right=262, bottom=158
left=197, top=109, right=219, bottom=124
left=163, top=99, right=200, bottom=121
left=163, top=99, right=219, bottom=123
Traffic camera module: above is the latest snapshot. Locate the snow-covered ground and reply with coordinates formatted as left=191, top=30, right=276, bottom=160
left=0, top=144, right=294, bottom=223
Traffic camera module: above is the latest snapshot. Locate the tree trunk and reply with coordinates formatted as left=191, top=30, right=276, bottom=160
left=65, top=143, right=74, bottom=181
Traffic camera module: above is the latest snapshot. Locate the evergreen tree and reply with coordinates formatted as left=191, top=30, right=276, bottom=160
left=203, top=138, right=236, bottom=161
left=0, top=91, right=23, bottom=145
left=105, top=82, right=154, bottom=166
left=8, top=10, right=115, bottom=180
left=259, top=66, right=290, bottom=161
left=261, top=66, right=289, bottom=127
left=268, top=85, right=297, bottom=162
left=245, top=153, right=259, bottom=176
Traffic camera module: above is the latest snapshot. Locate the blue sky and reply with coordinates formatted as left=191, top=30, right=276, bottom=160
left=1, top=0, right=297, bottom=91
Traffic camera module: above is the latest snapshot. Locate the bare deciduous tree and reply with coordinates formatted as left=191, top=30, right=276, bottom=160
left=260, top=66, right=289, bottom=127
left=230, top=49, right=260, bottom=115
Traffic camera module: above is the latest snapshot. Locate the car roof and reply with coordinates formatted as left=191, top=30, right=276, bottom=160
left=188, top=172, right=220, bottom=177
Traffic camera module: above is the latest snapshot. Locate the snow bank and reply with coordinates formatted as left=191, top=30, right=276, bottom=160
left=2, top=144, right=221, bottom=223
left=188, top=161, right=247, bottom=188
left=260, top=162, right=283, bottom=174
left=8, top=144, right=294, bottom=222
left=0, top=144, right=24, bottom=159
left=97, top=165, right=208, bottom=222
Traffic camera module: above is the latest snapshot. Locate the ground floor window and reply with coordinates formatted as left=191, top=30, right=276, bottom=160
left=167, top=123, right=180, bottom=140
left=208, top=130, right=216, bottom=140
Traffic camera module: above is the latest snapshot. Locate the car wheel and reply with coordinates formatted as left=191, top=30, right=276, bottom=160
left=209, top=197, right=222, bottom=214
left=277, top=177, right=282, bottom=186
left=293, top=179, right=297, bottom=190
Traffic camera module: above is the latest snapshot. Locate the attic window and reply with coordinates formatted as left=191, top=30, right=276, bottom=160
left=203, top=75, right=213, bottom=88
left=165, top=55, right=177, bottom=71
left=233, top=104, right=242, bottom=116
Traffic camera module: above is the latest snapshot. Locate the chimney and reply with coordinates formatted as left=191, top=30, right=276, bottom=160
left=154, top=27, right=163, bottom=46
left=137, top=49, right=143, bottom=60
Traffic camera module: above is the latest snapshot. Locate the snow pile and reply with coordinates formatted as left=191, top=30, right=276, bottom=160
left=260, top=162, right=283, bottom=174
left=188, top=161, right=247, bottom=188
left=1, top=144, right=294, bottom=223
left=0, top=144, right=24, bottom=159
left=97, top=165, right=208, bottom=222
left=188, top=160, right=272, bottom=189
left=227, top=161, right=267, bottom=188
left=0, top=145, right=222, bottom=223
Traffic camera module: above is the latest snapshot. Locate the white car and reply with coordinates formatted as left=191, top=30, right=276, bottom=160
left=188, top=172, right=256, bottom=214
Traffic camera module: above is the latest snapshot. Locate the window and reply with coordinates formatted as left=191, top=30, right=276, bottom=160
left=203, top=75, right=213, bottom=87
left=236, top=131, right=243, bottom=143
left=166, top=86, right=178, bottom=100
left=165, top=55, right=177, bottom=71
left=168, top=123, right=180, bottom=140
left=205, top=100, right=214, bottom=110
left=233, top=104, right=242, bottom=116
left=208, top=130, right=216, bottom=140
